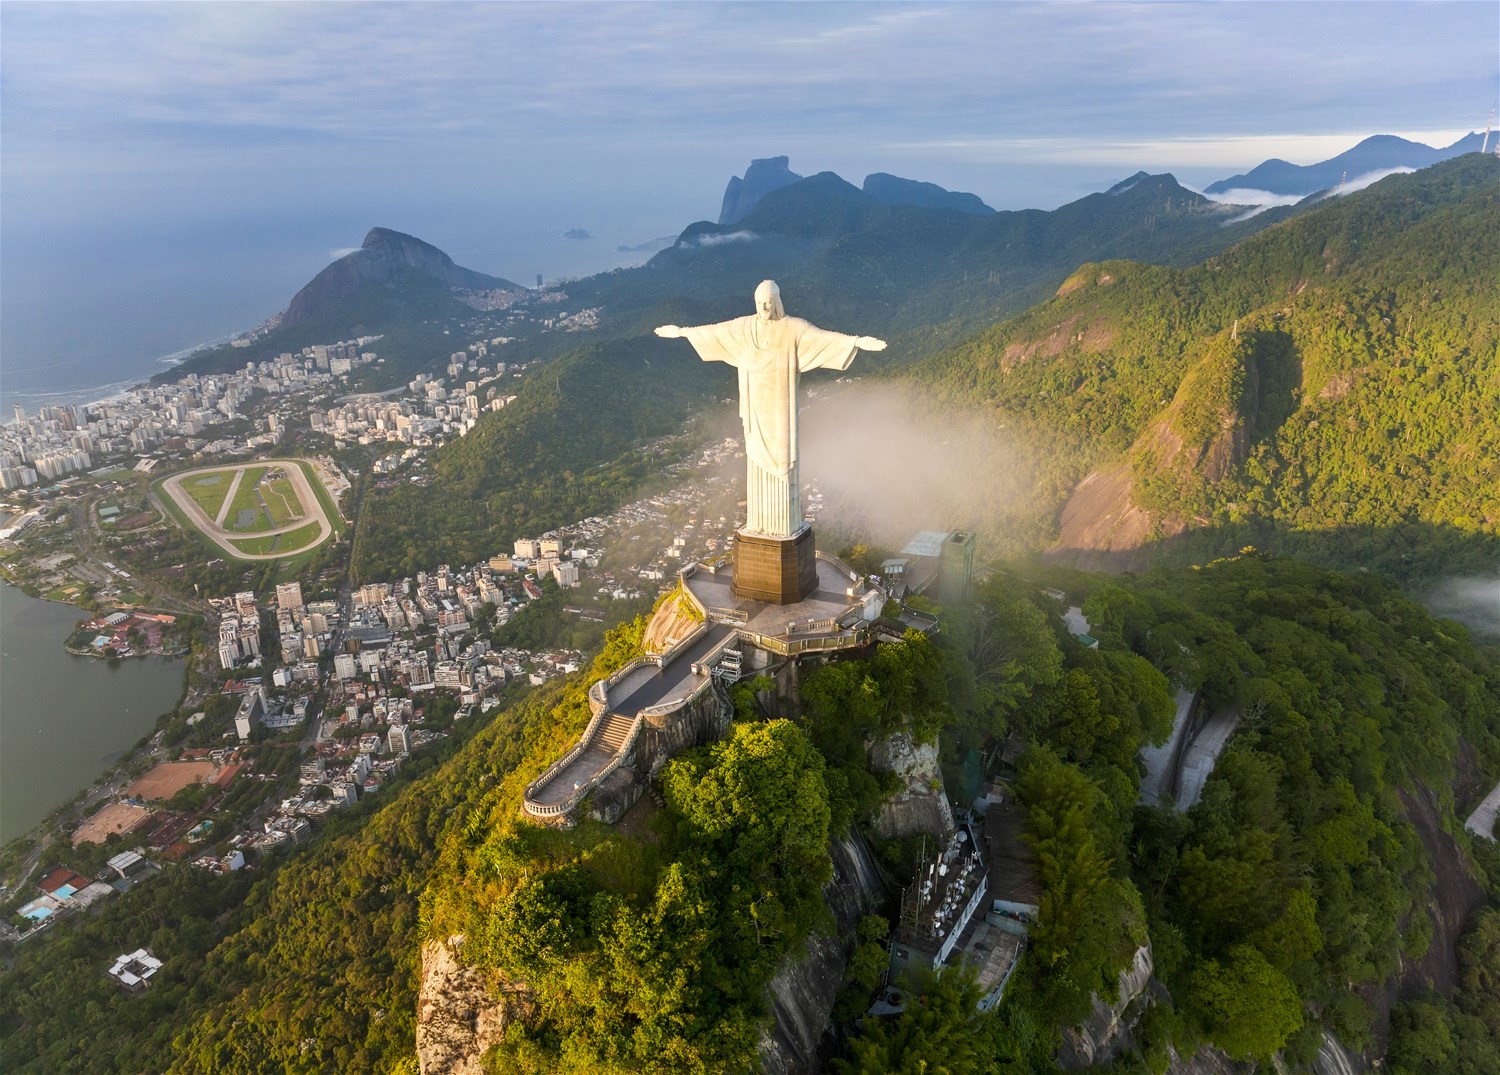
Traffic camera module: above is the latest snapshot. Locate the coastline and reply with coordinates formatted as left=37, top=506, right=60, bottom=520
left=1, top=330, right=244, bottom=421
left=0, top=568, right=190, bottom=657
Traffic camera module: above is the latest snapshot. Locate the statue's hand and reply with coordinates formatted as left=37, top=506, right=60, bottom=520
left=654, top=325, right=683, bottom=339
left=856, top=336, right=887, bottom=351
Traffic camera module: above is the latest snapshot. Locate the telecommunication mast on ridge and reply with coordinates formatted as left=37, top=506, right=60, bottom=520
left=1481, top=109, right=1496, bottom=156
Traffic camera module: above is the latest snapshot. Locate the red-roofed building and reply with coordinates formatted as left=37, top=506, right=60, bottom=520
left=38, top=867, right=91, bottom=900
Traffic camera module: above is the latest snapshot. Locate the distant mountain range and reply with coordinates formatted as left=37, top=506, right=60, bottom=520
left=1204, top=131, right=1486, bottom=196
left=159, top=141, right=1496, bottom=590
left=718, top=156, right=994, bottom=224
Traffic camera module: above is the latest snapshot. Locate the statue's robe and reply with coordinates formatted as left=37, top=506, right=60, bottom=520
left=677, top=315, right=861, bottom=537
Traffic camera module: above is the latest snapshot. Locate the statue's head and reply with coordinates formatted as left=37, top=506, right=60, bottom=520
left=754, top=280, right=784, bottom=322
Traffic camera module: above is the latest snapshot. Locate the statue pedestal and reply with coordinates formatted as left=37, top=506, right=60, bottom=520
left=732, top=526, right=818, bottom=605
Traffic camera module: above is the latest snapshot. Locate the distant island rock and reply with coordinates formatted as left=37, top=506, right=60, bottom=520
left=861, top=173, right=994, bottom=214
left=1204, top=132, right=1484, bottom=196
left=719, top=156, right=804, bottom=225
left=562, top=228, right=592, bottom=241
left=617, top=236, right=675, bottom=253
left=282, top=228, right=520, bottom=329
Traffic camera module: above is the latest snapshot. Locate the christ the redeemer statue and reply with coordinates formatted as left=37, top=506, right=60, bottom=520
left=656, top=281, right=885, bottom=538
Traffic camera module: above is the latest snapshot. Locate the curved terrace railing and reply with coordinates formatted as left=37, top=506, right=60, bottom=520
left=523, top=715, right=643, bottom=819
left=524, top=621, right=717, bottom=819
left=522, top=701, right=616, bottom=815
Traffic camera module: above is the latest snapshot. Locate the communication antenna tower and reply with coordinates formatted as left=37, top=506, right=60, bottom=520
left=1482, top=109, right=1496, bottom=156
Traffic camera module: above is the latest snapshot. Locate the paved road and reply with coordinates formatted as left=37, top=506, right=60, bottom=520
left=1137, top=689, right=1197, bottom=807
left=1175, top=707, right=1241, bottom=811
left=1465, top=779, right=1500, bottom=840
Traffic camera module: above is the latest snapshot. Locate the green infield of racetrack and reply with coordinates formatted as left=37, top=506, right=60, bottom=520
left=260, top=474, right=306, bottom=528
left=182, top=471, right=234, bottom=519
left=229, top=519, right=322, bottom=556
left=223, top=465, right=270, bottom=529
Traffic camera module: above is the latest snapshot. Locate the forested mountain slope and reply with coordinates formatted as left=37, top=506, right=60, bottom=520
left=910, top=154, right=1500, bottom=584
left=575, top=168, right=1293, bottom=340
left=9, top=556, right=1494, bottom=1073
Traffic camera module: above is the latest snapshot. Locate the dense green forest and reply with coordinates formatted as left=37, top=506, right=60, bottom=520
left=3, top=556, right=1496, bottom=1072
left=909, top=154, right=1500, bottom=584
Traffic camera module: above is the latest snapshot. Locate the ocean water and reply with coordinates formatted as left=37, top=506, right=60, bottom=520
left=0, top=202, right=690, bottom=416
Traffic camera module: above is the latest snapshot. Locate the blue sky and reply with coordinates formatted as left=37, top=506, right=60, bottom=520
left=0, top=1, right=1496, bottom=403
left=5, top=1, right=1495, bottom=224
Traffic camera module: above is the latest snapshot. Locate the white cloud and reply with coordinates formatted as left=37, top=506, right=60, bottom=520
left=1327, top=166, right=1418, bottom=195
left=681, top=231, right=759, bottom=248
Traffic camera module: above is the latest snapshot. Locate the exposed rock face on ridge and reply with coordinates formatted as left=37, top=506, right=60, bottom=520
left=759, top=829, right=888, bottom=1075
left=869, top=731, right=955, bottom=840
left=719, top=156, right=804, bottom=225
left=417, top=935, right=519, bottom=1075
left=282, top=227, right=520, bottom=328
left=862, top=172, right=994, bottom=215
left=1060, top=943, right=1156, bottom=1069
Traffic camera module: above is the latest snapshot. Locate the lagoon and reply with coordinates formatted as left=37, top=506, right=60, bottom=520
left=0, top=583, right=185, bottom=844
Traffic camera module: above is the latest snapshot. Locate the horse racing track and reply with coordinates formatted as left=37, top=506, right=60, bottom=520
left=156, top=459, right=339, bottom=561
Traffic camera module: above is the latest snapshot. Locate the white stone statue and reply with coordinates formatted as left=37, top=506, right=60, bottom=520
left=656, top=280, right=885, bottom=537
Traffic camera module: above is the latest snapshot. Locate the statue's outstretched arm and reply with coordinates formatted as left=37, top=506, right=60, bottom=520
left=855, top=336, right=887, bottom=351
left=654, top=325, right=683, bottom=339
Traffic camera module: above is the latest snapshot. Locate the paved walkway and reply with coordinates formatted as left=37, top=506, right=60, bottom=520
left=525, top=624, right=733, bottom=814
left=529, top=746, right=619, bottom=809
left=610, top=625, right=733, bottom=716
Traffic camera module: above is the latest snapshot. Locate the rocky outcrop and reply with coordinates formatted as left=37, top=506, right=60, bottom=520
left=283, top=227, right=520, bottom=328
left=862, top=173, right=994, bottom=215
left=719, top=156, right=804, bottom=225
left=1311, top=1030, right=1365, bottom=1075
left=1162, top=1044, right=1250, bottom=1074
left=417, top=936, right=524, bottom=1075
left=759, top=830, right=887, bottom=1075
left=1059, top=943, right=1156, bottom=1068
left=869, top=731, right=954, bottom=840
left=1393, top=785, right=1486, bottom=997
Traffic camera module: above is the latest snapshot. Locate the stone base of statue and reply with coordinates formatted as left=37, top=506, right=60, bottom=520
left=732, top=525, right=819, bottom=605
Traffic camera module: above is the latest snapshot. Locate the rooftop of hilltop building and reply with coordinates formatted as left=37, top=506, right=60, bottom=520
left=682, top=554, right=884, bottom=649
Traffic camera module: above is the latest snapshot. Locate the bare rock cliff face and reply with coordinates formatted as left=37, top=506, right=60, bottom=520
left=1163, top=1045, right=1251, bottom=1075
left=417, top=936, right=524, bottom=1075
left=1059, top=943, right=1156, bottom=1069
left=868, top=731, right=955, bottom=840
left=758, top=830, right=887, bottom=1075
left=719, top=156, right=804, bottom=225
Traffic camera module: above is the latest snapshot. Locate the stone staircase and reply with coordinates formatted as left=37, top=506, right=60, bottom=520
left=594, top=712, right=636, bottom=754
